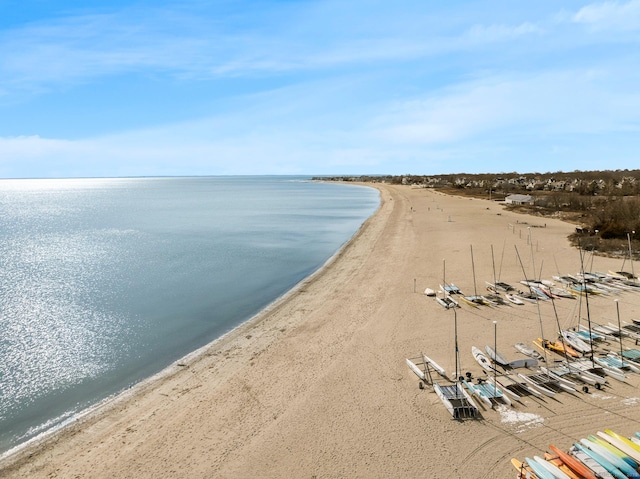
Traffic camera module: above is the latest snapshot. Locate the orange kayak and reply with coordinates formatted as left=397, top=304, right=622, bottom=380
left=535, top=338, right=581, bottom=358
left=544, top=452, right=582, bottom=479
left=548, top=444, right=597, bottom=479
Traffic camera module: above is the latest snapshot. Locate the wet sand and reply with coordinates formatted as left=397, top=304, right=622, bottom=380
left=3, top=183, right=640, bottom=478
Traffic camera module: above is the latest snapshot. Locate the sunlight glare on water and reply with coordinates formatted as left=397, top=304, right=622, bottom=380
left=0, top=176, right=379, bottom=454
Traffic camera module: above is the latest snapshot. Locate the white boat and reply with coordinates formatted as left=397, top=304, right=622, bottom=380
left=432, top=308, right=479, bottom=419
left=485, top=280, right=515, bottom=292
left=540, top=364, right=597, bottom=386
left=560, top=330, right=593, bottom=354
left=538, top=366, right=581, bottom=391
left=517, top=373, right=558, bottom=397
left=486, top=375, right=523, bottom=401
left=505, top=293, right=525, bottom=305
left=547, top=286, right=575, bottom=299
left=433, top=382, right=479, bottom=419
left=472, top=346, right=499, bottom=374
left=422, top=353, right=448, bottom=379
left=435, top=292, right=459, bottom=309
left=573, top=328, right=605, bottom=343
left=423, top=287, right=436, bottom=296
left=563, top=359, right=608, bottom=385
left=593, top=357, right=627, bottom=382
left=406, top=358, right=426, bottom=381
left=578, top=324, right=615, bottom=341
left=605, top=353, right=640, bottom=373
left=440, top=283, right=461, bottom=295
left=484, top=344, right=509, bottom=366
left=462, top=379, right=512, bottom=407
left=514, top=342, right=545, bottom=362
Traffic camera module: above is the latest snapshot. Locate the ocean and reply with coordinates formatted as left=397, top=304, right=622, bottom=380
left=0, top=176, right=379, bottom=455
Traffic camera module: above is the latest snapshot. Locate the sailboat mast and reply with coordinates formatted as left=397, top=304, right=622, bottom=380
left=515, top=244, right=550, bottom=366
left=615, top=299, right=624, bottom=360
left=491, top=245, right=498, bottom=287
left=454, top=309, right=461, bottom=398
left=470, top=245, right=478, bottom=297
left=578, top=240, right=596, bottom=365
left=628, top=232, right=636, bottom=280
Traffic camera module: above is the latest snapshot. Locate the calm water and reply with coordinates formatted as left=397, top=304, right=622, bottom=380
left=0, top=176, right=379, bottom=455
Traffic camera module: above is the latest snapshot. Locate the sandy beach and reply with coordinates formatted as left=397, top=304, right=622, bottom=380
left=3, top=183, right=640, bottom=478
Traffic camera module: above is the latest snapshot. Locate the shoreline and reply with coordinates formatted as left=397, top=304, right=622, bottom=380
left=4, top=184, right=640, bottom=478
left=0, top=182, right=387, bottom=473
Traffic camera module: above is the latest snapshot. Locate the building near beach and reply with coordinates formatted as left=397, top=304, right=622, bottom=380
left=504, top=194, right=533, bottom=205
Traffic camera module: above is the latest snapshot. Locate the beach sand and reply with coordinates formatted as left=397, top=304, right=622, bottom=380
left=3, top=183, right=640, bottom=478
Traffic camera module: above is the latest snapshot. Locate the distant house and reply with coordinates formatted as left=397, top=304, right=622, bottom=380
left=505, top=194, right=533, bottom=205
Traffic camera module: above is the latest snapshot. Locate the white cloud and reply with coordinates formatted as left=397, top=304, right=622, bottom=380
left=464, top=22, right=544, bottom=44
left=573, top=0, right=640, bottom=30
left=373, top=69, right=640, bottom=146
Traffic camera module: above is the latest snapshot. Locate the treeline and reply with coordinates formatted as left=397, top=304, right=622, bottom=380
left=316, top=169, right=640, bottom=255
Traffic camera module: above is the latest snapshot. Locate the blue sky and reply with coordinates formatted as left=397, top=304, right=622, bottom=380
left=1, top=0, right=639, bottom=178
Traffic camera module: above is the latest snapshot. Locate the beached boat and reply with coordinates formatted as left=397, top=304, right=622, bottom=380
left=488, top=373, right=539, bottom=399
left=527, top=370, right=577, bottom=394
left=578, top=323, right=616, bottom=341
left=461, top=379, right=511, bottom=407
left=440, top=283, right=461, bottom=295
left=593, top=355, right=635, bottom=381
left=406, top=358, right=426, bottom=382
left=472, top=346, right=499, bottom=374
left=515, top=290, right=539, bottom=303
left=546, top=285, right=575, bottom=299
left=589, top=357, right=627, bottom=382
left=602, top=353, right=640, bottom=373
left=514, top=342, right=545, bottom=362
left=505, top=293, right=525, bottom=305
left=484, top=344, right=508, bottom=367
left=433, top=309, right=479, bottom=419
left=534, top=338, right=581, bottom=358
left=486, top=280, right=516, bottom=293
left=423, top=287, right=436, bottom=296
left=573, top=328, right=605, bottom=343
left=568, top=284, right=602, bottom=296
left=563, top=359, right=608, bottom=386
left=517, top=372, right=557, bottom=397
left=422, top=353, right=448, bottom=379
left=540, top=364, right=598, bottom=387
left=616, top=348, right=640, bottom=368
left=433, top=382, right=479, bottom=419
left=435, top=291, right=459, bottom=309
left=560, top=330, right=593, bottom=354
left=530, top=285, right=552, bottom=300
left=483, top=292, right=509, bottom=306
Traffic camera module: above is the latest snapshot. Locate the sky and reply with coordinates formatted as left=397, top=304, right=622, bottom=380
left=0, top=0, right=639, bottom=178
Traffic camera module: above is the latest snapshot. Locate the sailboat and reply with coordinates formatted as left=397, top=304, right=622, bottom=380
left=436, top=259, right=460, bottom=309
left=610, top=232, right=637, bottom=281
left=514, top=238, right=577, bottom=396
left=433, top=309, right=479, bottom=419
